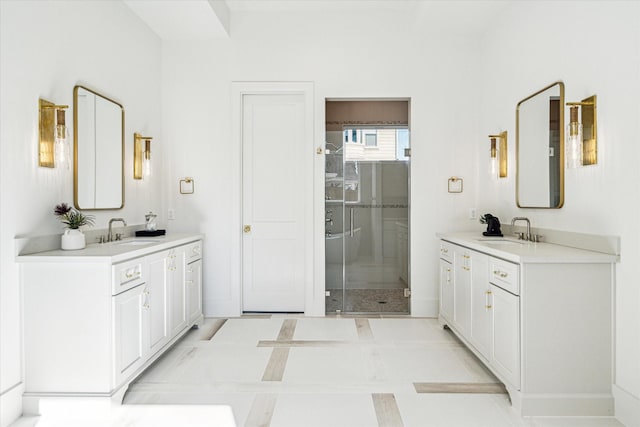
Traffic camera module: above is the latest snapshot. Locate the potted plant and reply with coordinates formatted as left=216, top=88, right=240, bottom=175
left=54, top=203, right=95, bottom=250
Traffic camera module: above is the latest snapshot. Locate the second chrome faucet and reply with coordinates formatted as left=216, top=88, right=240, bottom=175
left=510, top=217, right=542, bottom=242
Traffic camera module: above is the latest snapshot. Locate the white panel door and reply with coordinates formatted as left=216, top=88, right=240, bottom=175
left=242, top=93, right=306, bottom=312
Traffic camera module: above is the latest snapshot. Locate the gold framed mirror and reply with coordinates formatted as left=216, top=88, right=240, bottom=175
left=73, top=85, right=125, bottom=210
left=516, top=81, right=564, bottom=208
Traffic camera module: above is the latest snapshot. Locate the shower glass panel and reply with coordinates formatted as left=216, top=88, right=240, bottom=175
left=325, top=127, right=410, bottom=314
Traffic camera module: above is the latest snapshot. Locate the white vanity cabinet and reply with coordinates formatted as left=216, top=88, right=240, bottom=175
left=490, top=283, right=520, bottom=388
left=453, top=249, right=472, bottom=336
left=167, top=247, right=188, bottom=338
left=113, top=284, right=148, bottom=385
left=187, top=259, right=203, bottom=324
left=146, top=251, right=171, bottom=356
left=469, top=254, right=492, bottom=361
left=438, top=242, right=454, bottom=322
left=185, top=240, right=203, bottom=325
left=437, top=233, right=618, bottom=416
left=18, top=234, right=203, bottom=414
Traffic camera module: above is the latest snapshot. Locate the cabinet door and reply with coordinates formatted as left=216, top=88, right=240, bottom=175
left=169, top=247, right=187, bottom=337
left=470, top=254, right=492, bottom=360
left=492, top=284, right=520, bottom=388
left=454, top=250, right=472, bottom=336
left=147, top=251, right=170, bottom=355
left=439, top=258, right=454, bottom=322
left=113, top=285, right=147, bottom=385
left=186, top=259, right=203, bottom=324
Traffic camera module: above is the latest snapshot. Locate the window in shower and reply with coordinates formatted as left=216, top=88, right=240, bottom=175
left=325, top=100, right=410, bottom=314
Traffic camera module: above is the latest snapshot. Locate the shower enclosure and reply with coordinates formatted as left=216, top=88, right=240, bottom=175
left=325, top=126, right=410, bottom=314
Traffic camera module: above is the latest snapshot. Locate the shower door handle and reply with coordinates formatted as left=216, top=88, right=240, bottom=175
left=349, top=208, right=354, bottom=237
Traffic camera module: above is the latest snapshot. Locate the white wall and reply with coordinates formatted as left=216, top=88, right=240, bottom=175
left=0, top=2, right=162, bottom=425
left=161, top=8, right=481, bottom=318
left=476, top=2, right=640, bottom=424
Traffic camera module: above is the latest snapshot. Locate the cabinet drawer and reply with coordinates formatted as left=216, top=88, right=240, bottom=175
left=489, top=258, right=519, bottom=295
left=439, top=241, right=454, bottom=263
left=185, top=241, right=202, bottom=263
left=112, top=258, right=145, bottom=295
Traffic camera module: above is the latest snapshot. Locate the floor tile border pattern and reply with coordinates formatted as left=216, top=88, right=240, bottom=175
left=261, top=319, right=297, bottom=381
left=215, top=317, right=504, bottom=426
left=255, top=318, right=407, bottom=426
left=372, top=393, right=404, bottom=427
left=201, top=319, right=228, bottom=341
left=414, top=382, right=507, bottom=394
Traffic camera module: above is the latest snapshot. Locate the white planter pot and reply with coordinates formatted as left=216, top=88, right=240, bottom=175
left=61, top=229, right=86, bottom=250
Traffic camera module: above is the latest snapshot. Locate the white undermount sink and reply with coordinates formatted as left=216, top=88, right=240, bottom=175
left=476, top=238, right=524, bottom=245
left=116, top=239, right=157, bottom=246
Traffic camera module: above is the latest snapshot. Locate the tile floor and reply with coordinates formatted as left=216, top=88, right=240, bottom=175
left=11, top=316, right=625, bottom=427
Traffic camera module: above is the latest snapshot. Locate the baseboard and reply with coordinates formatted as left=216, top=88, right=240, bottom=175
left=520, top=393, right=614, bottom=416
left=1, top=382, right=24, bottom=427
left=614, top=384, right=640, bottom=426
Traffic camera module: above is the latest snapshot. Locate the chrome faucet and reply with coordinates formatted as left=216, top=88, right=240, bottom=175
left=511, top=217, right=531, bottom=241
left=108, top=218, right=127, bottom=242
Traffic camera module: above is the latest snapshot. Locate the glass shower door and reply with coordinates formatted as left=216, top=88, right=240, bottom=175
left=342, top=128, right=410, bottom=313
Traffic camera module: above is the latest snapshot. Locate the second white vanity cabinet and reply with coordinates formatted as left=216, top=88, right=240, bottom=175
left=187, top=258, right=203, bottom=324
left=113, top=284, right=149, bottom=385
left=167, top=247, right=188, bottom=337
left=19, top=234, right=203, bottom=414
left=437, top=233, right=617, bottom=416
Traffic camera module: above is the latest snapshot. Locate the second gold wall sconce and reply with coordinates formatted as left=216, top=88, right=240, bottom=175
left=488, top=131, right=508, bottom=178
left=134, top=133, right=153, bottom=179
left=39, top=99, right=69, bottom=168
left=566, top=95, right=597, bottom=168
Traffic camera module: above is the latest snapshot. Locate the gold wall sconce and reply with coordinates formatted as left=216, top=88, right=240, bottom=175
left=488, top=131, right=508, bottom=178
left=39, top=99, right=69, bottom=168
left=133, top=133, right=153, bottom=179
left=566, top=95, right=597, bottom=168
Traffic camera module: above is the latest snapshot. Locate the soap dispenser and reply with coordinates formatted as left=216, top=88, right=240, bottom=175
left=145, top=211, right=157, bottom=231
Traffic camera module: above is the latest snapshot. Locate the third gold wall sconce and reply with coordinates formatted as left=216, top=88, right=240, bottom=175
left=39, top=99, right=69, bottom=168
left=488, top=131, right=508, bottom=178
left=134, top=133, right=153, bottom=180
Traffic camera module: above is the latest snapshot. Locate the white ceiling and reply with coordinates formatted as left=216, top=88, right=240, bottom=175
left=123, top=0, right=229, bottom=40
left=124, top=0, right=511, bottom=41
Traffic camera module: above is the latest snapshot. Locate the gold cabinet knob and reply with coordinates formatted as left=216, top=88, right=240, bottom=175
left=244, top=225, right=251, bottom=233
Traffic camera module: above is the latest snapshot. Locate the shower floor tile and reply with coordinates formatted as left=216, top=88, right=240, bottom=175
left=326, top=288, right=408, bottom=313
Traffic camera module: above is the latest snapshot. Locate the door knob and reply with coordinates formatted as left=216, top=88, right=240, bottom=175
left=244, top=225, right=251, bottom=233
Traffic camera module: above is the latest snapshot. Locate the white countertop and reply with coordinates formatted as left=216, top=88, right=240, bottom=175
left=437, top=232, right=619, bottom=264
left=16, top=233, right=203, bottom=264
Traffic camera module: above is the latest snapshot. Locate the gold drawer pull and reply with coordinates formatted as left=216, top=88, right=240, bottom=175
left=125, top=269, right=140, bottom=279
left=493, top=270, right=508, bottom=278
left=485, top=305, right=492, bottom=309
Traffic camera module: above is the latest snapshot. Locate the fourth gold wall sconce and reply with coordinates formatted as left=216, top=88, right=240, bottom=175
left=488, top=131, right=508, bottom=178
left=134, top=133, right=153, bottom=180
left=566, top=95, right=597, bottom=168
